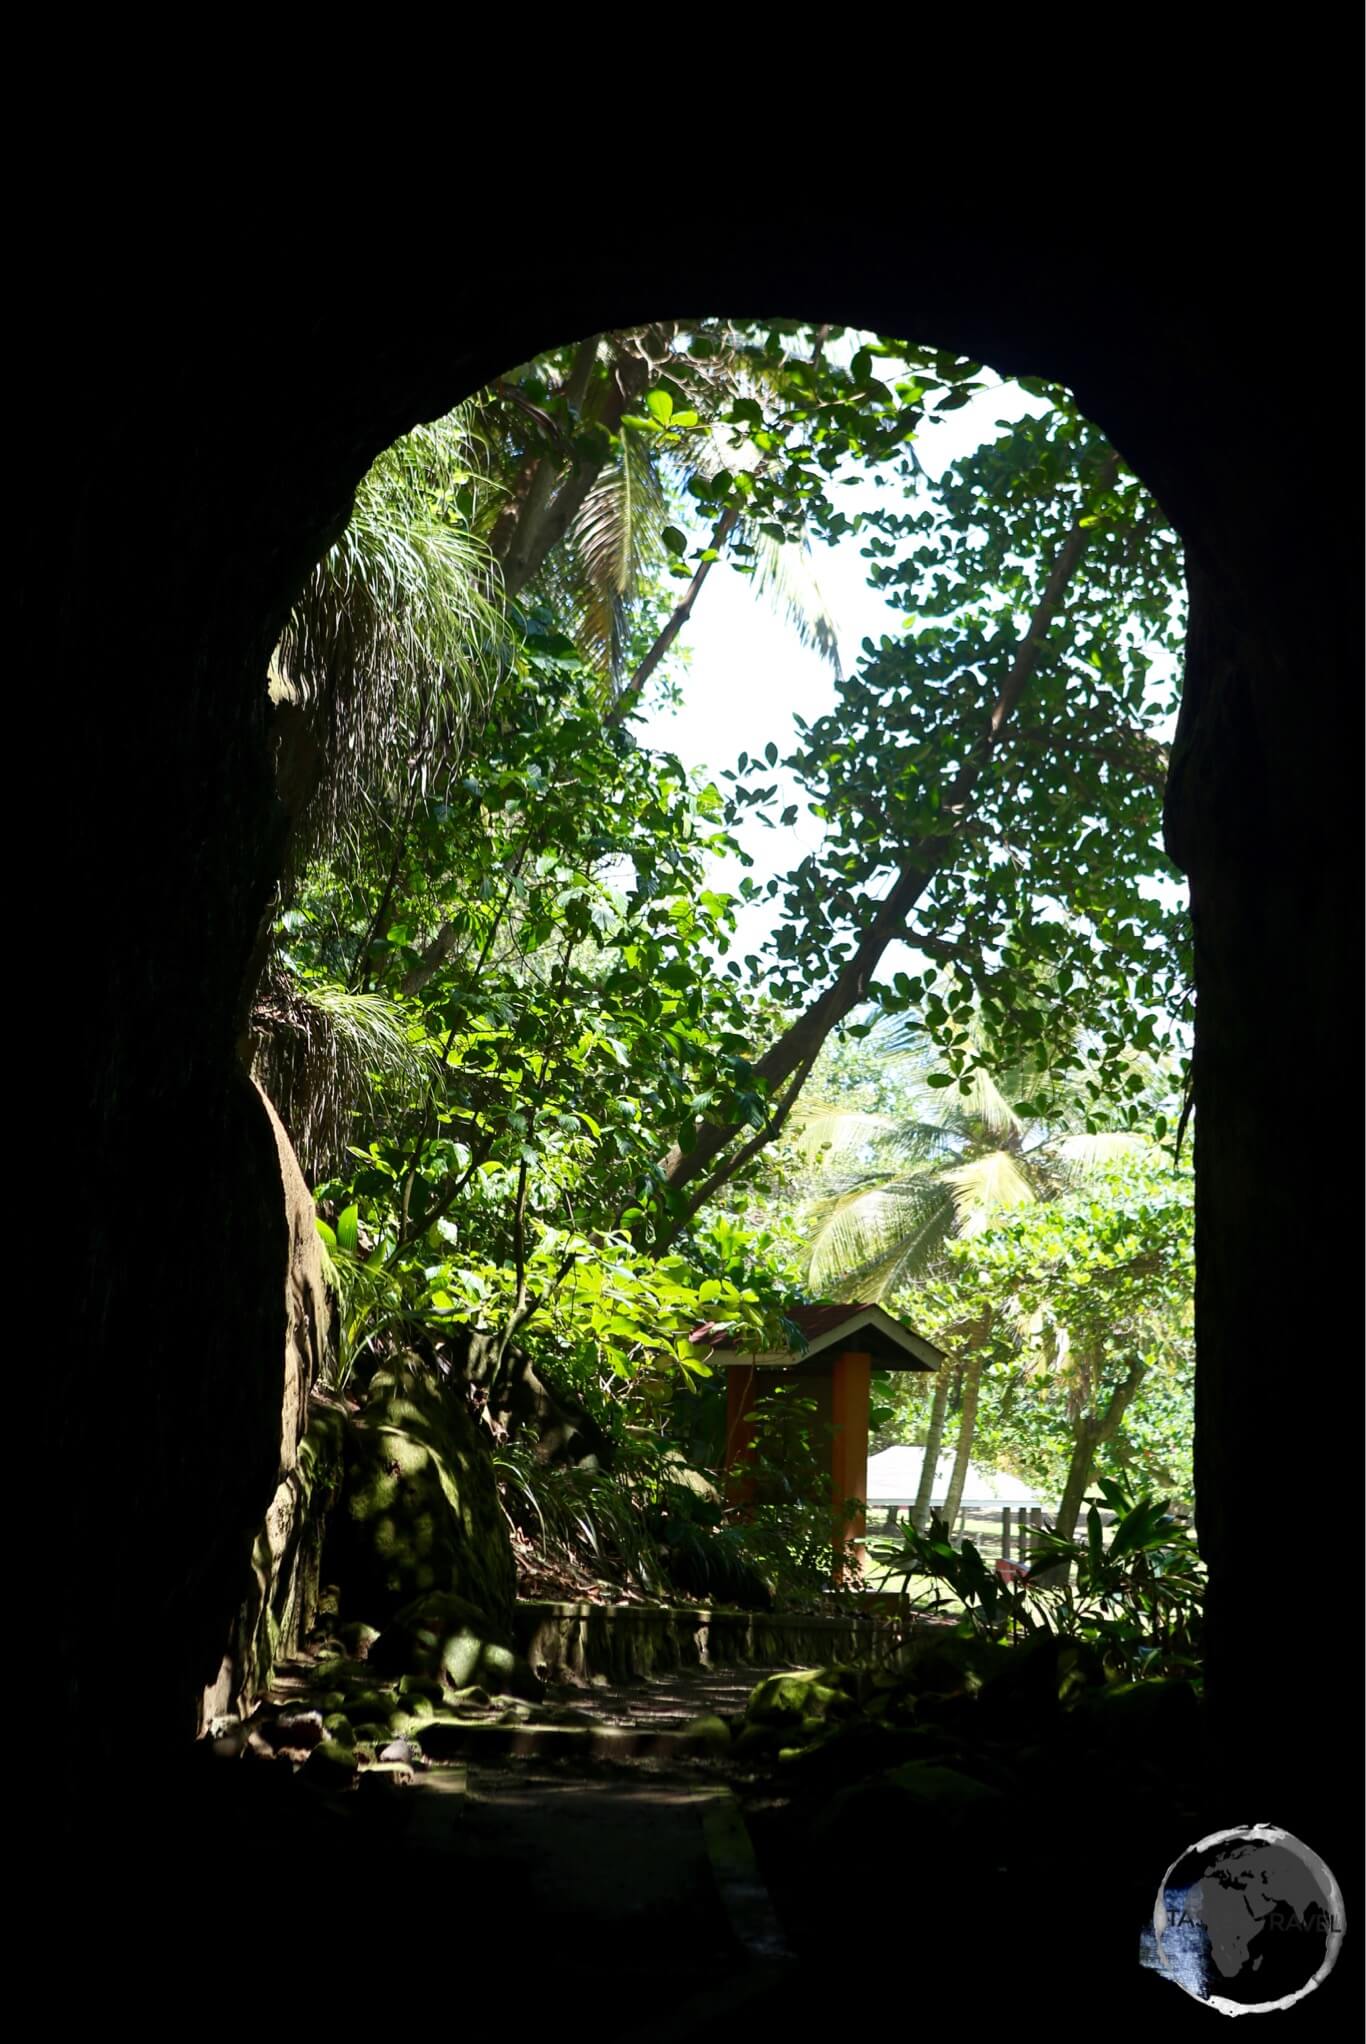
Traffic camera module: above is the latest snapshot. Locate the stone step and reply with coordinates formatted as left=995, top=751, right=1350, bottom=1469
left=417, top=1718, right=687, bottom=1762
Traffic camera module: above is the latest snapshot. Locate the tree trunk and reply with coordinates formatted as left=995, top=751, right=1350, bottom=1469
left=941, top=1350, right=984, bottom=1530
left=1033, top=1353, right=1148, bottom=1581
left=911, top=1365, right=954, bottom=1530
left=495, top=340, right=660, bottom=598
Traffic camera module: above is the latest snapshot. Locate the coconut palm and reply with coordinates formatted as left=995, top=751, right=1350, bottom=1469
left=792, top=1009, right=1155, bottom=1528
left=251, top=327, right=850, bottom=1187
left=798, top=1041, right=1137, bottom=1303
left=476, top=323, right=845, bottom=709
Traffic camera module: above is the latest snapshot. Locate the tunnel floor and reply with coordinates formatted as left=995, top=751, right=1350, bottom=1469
left=61, top=1655, right=1349, bottom=2040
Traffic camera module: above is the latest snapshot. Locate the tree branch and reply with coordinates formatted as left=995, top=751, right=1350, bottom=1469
left=654, top=453, right=1121, bottom=1208
left=653, top=1040, right=822, bottom=1250
left=606, top=502, right=741, bottom=728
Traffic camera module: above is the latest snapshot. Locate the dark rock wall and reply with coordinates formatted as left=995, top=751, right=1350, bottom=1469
left=40, top=197, right=1357, bottom=1866
left=196, top=1085, right=337, bottom=1729
left=316, top=1354, right=517, bottom=1635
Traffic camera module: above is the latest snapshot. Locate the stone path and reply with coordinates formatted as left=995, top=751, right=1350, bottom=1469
left=150, top=1653, right=805, bottom=2034
left=539, top=1660, right=767, bottom=1729
left=386, top=1745, right=801, bottom=2038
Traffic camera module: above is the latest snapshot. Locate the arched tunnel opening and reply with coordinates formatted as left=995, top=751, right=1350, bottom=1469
left=40, top=206, right=1357, bottom=2031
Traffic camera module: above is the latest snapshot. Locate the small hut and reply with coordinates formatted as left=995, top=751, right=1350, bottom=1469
left=693, top=1303, right=943, bottom=1568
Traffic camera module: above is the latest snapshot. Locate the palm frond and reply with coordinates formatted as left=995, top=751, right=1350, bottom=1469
left=251, top=972, right=434, bottom=1184
left=954, top=1062, right=1025, bottom=1141
left=748, top=531, right=844, bottom=676
left=842, top=1204, right=957, bottom=1303
left=274, top=408, right=509, bottom=862
left=807, top=1177, right=955, bottom=1293
left=565, top=424, right=667, bottom=682
left=879, top=1118, right=965, bottom=1164
left=1051, top=1131, right=1154, bottom=1167
left=940, top=1148, right=1039, bottom=1234
left=787, top=1103, right=900, bottom=1164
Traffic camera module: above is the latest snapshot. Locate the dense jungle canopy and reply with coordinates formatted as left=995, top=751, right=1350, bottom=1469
left=248, top=318, right=1197, bottom=1603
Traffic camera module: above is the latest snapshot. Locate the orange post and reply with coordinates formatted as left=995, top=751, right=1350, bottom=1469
left=829, top=1349, right=871, bottom=1575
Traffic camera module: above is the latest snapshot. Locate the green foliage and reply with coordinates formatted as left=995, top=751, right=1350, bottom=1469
left=790, top=1010, right=1162, bottom=1304
left=876, top=1474, right=1203, bottom=1680
left=491, top=1433, right=672, bottom=1599
left=492, top=1431, right=773, bottom=1609
left=732, top=1385, right=867, bottom=1606
left=1024, top=1477, right=1204, bottom=1674
left=807, top=1127, right=1195, bottom=1510
left=721, top=397, right=1188, bottom=1124
left=248, top=320, right=1197, bottom=1617
left=273, top=408, right=508, bottom=862
left=286, top=632, right=793, bottom=1392
left=901, top=1148, right=1195, bottom=1510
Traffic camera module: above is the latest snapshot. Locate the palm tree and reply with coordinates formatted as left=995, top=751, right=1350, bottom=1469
left=474, top=322, right=845, bottom=711
left=792, top=1010, right=1153, bottom=1527
left=249, top=325, right=847, bottom=1176
left=798, top=1032, right=1136, bottom=1298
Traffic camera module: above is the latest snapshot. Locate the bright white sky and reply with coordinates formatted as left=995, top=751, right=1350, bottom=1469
left=632, top=372, right=1142, bottom=981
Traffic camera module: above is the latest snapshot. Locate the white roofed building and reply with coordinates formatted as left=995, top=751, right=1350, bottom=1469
left=867, top=1444, right=1050, bottom=1516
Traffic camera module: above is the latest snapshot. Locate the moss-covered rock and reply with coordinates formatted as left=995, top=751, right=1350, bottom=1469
left=368, top=1590, right=543, bottom=1701
left=746, top=1668, right=857, bottom=1730
left=303, top=1738, right=358, bottom=1789
left=321, top=1357, right=516, bottom=1634
left=898, top=1629, right=1007, bottom=1699
left=397, top=1672, right=445, bottom=1701
left=322, top=1713, right=354, bottom=1745
left=811, top=1756, right=1007, bottom=1869
left=679, top=1713, right=732, bottom=1756
left=345, top=1687, right=397, bottom=1715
